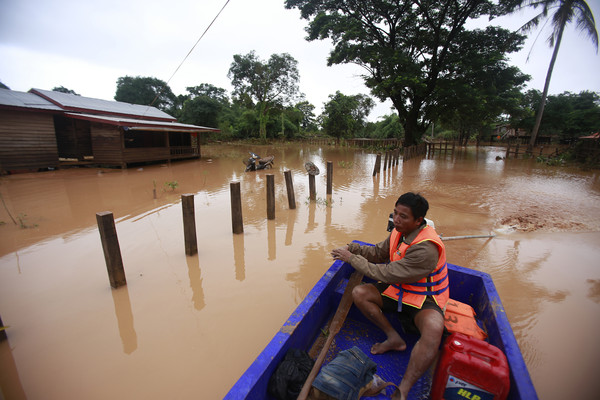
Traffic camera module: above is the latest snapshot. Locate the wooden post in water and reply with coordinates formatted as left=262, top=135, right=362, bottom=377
left=383, top=152, right=388, bottom=170
left=266, top=174, right=275, bottom=220
left=309, top=174, right=316, bottom=201
left=505, top=142, right=511, bottom=159
left=96, top=211, right=126, bottom=288
left=372, top=153, right=381, bottom=176
left=515, top=143, right=520, bottom=158
left=284, top=170, right=296, bottom=209
left=181, top=194, right=197, bottom=256
left=326, top=161, right=333, bottom=195
left=230, top=182, right=243, bottom=234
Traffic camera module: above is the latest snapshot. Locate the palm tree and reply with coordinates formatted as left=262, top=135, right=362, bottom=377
left=512, top=0, right=598, bottom=151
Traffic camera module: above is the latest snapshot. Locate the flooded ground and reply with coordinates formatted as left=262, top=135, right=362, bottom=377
left=1, top=143, right=599, bottom=400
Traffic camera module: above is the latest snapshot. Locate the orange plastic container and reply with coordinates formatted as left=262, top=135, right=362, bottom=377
left=431, top=332, right=510, bottom=400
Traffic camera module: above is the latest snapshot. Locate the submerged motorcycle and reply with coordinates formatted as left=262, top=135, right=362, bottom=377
left=244, top=152, right=275, bottom=172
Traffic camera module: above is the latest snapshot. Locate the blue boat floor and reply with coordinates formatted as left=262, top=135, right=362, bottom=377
left=313, top=286, right=433, bottom=399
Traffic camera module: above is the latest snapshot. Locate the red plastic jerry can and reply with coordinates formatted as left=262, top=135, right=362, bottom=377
left=430, top=332, right=510, bottom=400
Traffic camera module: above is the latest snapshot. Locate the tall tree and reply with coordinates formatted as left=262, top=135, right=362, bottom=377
left=286, top=0, right=519, bottom=146
left=295, top=100, right=318, bottom=132
left=179, top=84, right=230, bottom=128
left=228, top=51, right=301, bottom=141
left=320, top=91, right=374, bottom=138
left=114, top=76, right=177, bottom=113
left=436, top=26, right=529, bottom=144
left=509, top=0, right=598, bottom=150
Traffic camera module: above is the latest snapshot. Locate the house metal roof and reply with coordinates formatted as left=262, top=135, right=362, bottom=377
left=0, top=88, right=63, bottom=111
left=1, top=88, right=220, bottom=133
left=30, top=88, right=176, bottom=122
left=64, top=112, right=220, bottom=132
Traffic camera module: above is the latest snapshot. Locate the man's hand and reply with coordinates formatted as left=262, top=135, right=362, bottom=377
left=331, top=246, right=353, bottom=263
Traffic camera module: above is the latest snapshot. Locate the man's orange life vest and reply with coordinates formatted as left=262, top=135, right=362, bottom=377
left=382, top=225, right=449, bottom=311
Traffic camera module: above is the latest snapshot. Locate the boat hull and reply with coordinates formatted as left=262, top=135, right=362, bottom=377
left=226, top=241, right=537, bottom=400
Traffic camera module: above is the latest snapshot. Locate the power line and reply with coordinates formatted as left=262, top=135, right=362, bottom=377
left=150, top=0, right=232, bottom=108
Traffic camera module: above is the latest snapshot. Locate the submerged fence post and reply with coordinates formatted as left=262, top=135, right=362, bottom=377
left=284, top=170, right=296, bottom=209
left=326, top=161, right=333, bottom=195
left=230, top=182, right=244, bottom=234
left=96, top=211, right=126, bottom=288
left=266, top=174, right=275, bottom=220
left=309, top=174, right=316, bottom=201
left=372, top=153, right=381, bottom=176
left=181, top=194, right=198, bottom=256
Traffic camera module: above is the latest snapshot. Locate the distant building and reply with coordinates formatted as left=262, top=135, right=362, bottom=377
left=492, top=124, right=551, bottom=145
left=0, top=88, right=219, bottom=174
left=493, top=124, right=528, bottom=140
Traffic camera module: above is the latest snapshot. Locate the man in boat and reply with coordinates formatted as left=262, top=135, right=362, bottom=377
left=330, top=192, right=448, bottom=400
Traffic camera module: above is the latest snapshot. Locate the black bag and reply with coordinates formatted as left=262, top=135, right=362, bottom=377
left=268, top=348, right=314, bottom=400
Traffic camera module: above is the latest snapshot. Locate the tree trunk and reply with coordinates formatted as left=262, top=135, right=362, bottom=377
left=529, top=22, right=566, bottom=152
left=258, top=102, right=268, bottom=141
left=403, top=105, right=421, bottom=146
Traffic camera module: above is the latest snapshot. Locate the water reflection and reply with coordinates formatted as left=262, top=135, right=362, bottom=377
left=306, top=200, right=317, bottom=233
left=111, top=286, right=138, bottom=355
left=1, top=144, right=599, bottom=400
left=186, top=254, right=205, bottom=311
left=267, top=220, right=276, bottom=261
left=232, top=233, right=246, bottom=281
left=586, top=279, right=600, bottom=303
left=285, top=209, right=297, bottom=246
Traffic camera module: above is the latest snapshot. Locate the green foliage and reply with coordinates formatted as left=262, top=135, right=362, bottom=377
left=0, top=82, right=10, bottom=90
left=505, top=0, right=599, bottom=147
left=164, top=181, right=178, bottom=191
left=52, top=86, right=79, bottom=95
left=179, top=84, right=230, bottom=128
left=321, top=91, right=374, bottom=138
left=513, top=91, right=600, bottom=141
left=285, top=0, right=521, bottom=146
left=436, top=26, right=529, bottom=144
left=295, top=101, right=318, bottom=132
left=17, top=213, right=37, bottom=229
left=337, top=160, right=354, bottom=169
left=115, top=76, right=177, bottom=113
left=536, top=154, right=567, bottom=166
left=228, top=51, right=302, bottom=141
left=368, top=114, right=403, bottom=139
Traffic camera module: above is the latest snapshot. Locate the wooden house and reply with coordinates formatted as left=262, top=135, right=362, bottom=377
left=0, top=88, right=220, bottom=174
left=0, top=89, right=62, bottom=173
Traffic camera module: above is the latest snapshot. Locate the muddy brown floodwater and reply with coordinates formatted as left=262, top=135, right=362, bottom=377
left=1, top=143, right=599, bottom=399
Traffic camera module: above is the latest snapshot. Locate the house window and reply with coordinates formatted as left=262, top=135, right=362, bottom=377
left=124, top=130, right=166, bottom=148
left=169, top=132, right=191, bottom=147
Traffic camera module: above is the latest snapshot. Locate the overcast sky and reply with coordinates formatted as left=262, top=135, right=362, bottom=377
left=1, top=0, right=599, bottom=121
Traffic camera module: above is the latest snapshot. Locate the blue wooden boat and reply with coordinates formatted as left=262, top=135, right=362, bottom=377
left=226, top=241, right=538, bottom=400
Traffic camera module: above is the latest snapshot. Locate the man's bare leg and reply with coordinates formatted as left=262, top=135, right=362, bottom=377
left=352, top=284, right=407, bottom=354
left=394, top=308, right=444, bottom=399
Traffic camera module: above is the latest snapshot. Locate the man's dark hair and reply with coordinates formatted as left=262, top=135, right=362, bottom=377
left=395, top=192, right=429, bottom=222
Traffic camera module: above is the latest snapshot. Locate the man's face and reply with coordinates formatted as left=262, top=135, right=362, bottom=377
left=392, top=203, right=423, bottom=235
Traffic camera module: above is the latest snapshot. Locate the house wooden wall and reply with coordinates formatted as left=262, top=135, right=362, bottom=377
left=90, top=125, right=173, bottom=167
left=54, top=116, right=93, bottom=160
left=90, top=124, right=126, bottom=167
left=0, top=109, right=59, bottom=173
